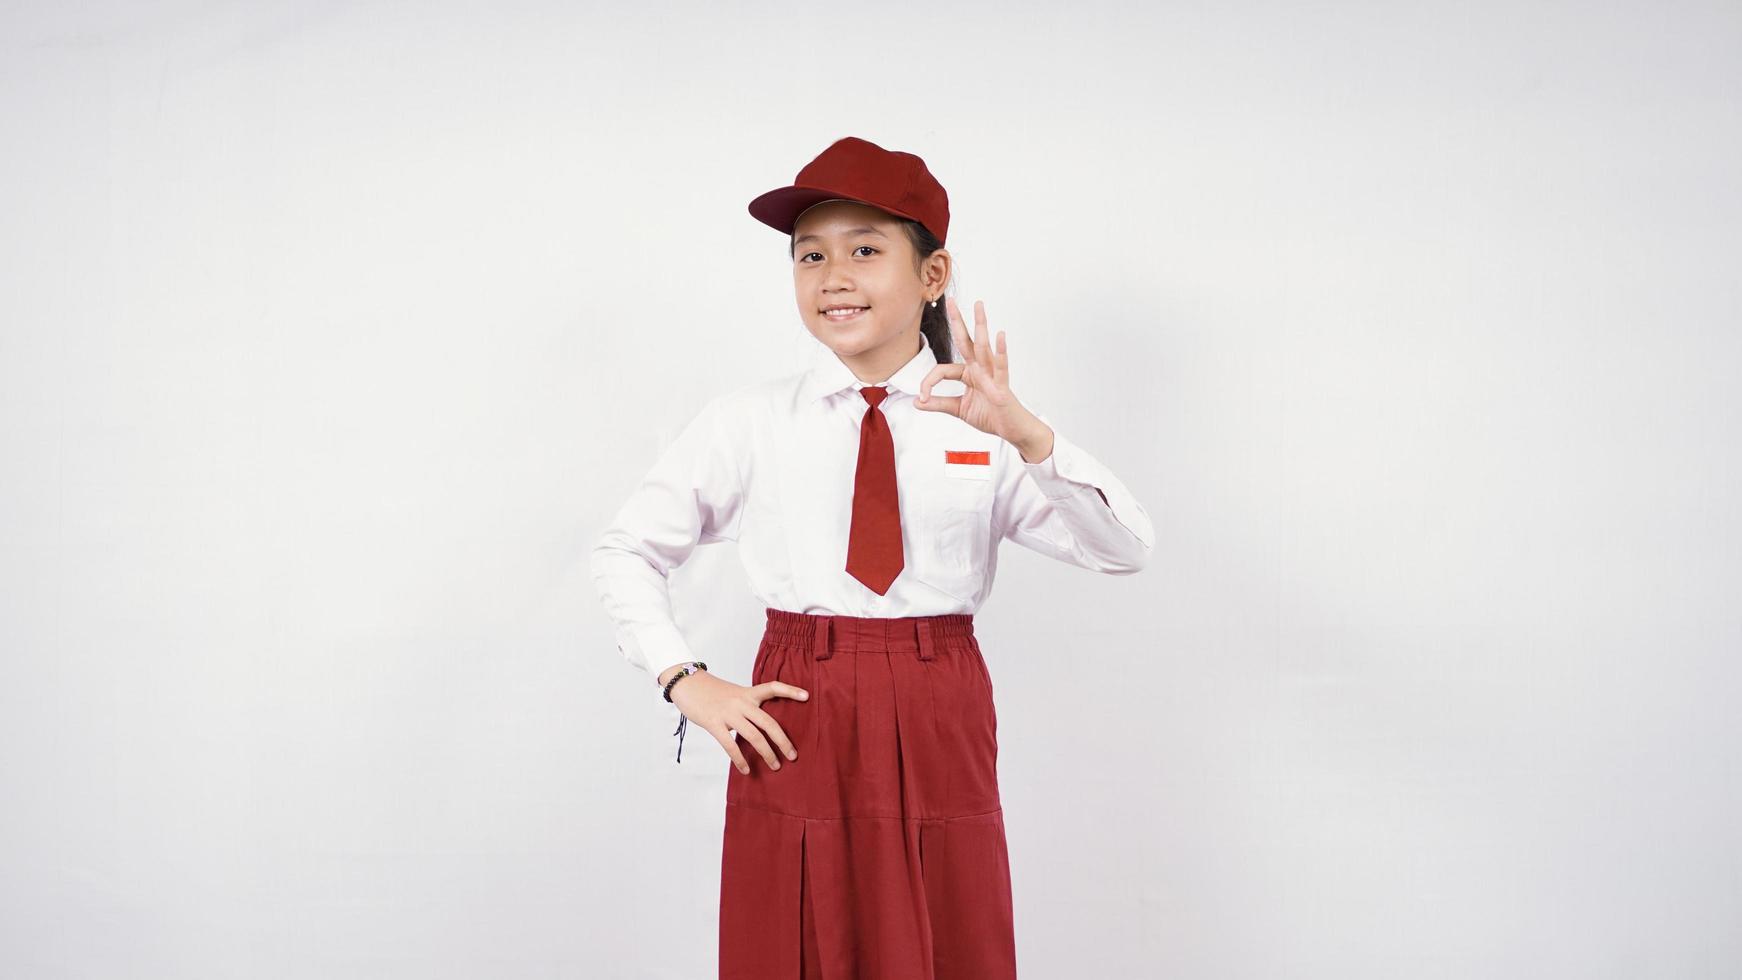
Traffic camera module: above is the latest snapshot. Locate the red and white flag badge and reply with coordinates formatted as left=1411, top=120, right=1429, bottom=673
left=943, top=449, right=992, bottom=480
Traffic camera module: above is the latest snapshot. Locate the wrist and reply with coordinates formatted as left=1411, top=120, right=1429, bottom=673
left=1011, top=418, right=1055, bottom=464
left=660, top=661, right=709, bottom=703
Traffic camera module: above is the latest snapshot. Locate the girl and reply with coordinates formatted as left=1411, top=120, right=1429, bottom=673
left=591, top=135, right=1154, bottom=980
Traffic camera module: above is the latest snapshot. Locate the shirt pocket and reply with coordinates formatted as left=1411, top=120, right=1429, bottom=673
left=908, top=462, right=995, bottom=602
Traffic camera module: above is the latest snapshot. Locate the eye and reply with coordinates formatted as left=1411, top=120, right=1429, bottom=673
left=797, top=245, right=878, bottom=263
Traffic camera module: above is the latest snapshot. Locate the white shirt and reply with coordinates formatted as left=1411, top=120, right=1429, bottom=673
left=591, top=336, right=1155, bottom=683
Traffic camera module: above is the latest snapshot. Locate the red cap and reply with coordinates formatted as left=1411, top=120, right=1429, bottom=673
left=747, top=136, right=951, bottom=245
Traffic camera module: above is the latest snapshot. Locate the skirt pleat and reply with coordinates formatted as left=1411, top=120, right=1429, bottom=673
left=718, top=608, right=1017, bottom=980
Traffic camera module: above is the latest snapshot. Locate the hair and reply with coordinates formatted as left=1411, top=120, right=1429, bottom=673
left=899, top=220, right=955, bottom=365
left=788, top=217, right=955, bottom=364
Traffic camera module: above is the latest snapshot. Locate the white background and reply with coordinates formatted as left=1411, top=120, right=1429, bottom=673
left=2, top=1, right=1737, bottom=977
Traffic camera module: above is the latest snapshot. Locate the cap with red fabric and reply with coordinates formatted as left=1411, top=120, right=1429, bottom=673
left=747, top=136, right=951, bottom=245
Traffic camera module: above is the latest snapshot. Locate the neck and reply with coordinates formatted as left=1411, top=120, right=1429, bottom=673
left=841, top=330, right=924, bottom=385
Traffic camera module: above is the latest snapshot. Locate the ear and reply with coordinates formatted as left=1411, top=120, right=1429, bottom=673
left=922, top=248, right=951, bottom=294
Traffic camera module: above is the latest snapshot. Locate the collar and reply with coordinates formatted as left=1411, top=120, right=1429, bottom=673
left=800, top=335, right=938, bottom=404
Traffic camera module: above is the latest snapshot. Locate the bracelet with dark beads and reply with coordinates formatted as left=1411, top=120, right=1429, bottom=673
left=662, top=661, right=707, bottom=703
left=664, top=662, right=708, bottom=763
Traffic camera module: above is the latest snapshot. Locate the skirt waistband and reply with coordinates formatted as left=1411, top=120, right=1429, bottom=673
left=763, top=607, right=975, bottom=661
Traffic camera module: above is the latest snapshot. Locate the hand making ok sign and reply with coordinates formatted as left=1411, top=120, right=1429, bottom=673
left=916, top=297, right=1055, bottom=462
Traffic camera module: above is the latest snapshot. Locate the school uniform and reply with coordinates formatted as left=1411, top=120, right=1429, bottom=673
left=591, top=334, right=1154, bottom=979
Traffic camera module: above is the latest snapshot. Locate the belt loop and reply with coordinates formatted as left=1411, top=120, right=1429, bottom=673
left=916, top=618, right=936, bottom=661
left=813, top=616, right=833, bottom=661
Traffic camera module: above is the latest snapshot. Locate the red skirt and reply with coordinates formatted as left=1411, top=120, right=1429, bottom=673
left=719, top=608, right=1018, bottom=979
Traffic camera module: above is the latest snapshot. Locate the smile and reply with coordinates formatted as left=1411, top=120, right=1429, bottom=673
left=823, top=307, right=868, bottom=322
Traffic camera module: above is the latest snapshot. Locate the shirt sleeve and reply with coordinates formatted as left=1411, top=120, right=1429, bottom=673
left=590, top=394, right=747, bottom=684
left=994, top=411, right=1154, bottom=574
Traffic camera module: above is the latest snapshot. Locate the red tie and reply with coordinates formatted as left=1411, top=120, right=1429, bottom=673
left=846, top=386, right=904, bottom=595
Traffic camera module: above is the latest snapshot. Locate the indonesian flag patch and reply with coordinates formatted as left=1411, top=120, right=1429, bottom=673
left=943, top=449, right=992, bottom=480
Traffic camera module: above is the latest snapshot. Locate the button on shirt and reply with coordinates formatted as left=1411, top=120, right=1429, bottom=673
left=591, top=337, right=1156, bottom=682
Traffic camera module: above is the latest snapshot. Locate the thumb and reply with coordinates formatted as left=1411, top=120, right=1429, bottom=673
left=917, top=393, right=961, bottom=416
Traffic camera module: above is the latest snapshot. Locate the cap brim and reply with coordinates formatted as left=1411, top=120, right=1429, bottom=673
left=746, top=185, right=923, bottom=236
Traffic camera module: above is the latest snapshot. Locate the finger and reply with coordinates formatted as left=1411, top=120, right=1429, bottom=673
left=994, top=330, right=1009, bottom=388
left=732, top=714, right=781, bottom=771
left=710, top=723, right=751, bottom=774
left=946, top=296, right=975, bottom=362
left=918, top=394, right=962, bottom=416
left=753, top=680, right=808, bottom=700
left=745, top=705, right=797, bottom=762
left=974, top=300, right=993, bottom=377
left=916, top=362, right=965, bottom=407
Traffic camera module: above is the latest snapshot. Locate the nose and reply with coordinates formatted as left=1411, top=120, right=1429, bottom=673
left=822, top=261, right=854, bottom=294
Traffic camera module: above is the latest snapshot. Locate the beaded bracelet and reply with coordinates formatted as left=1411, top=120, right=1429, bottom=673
left=663, top=661, right=707, bottom=702
left=662, top=661, right=708, bottom=763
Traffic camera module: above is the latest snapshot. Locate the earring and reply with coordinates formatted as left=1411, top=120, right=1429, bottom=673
left=929, top=298, right=938, bottom=308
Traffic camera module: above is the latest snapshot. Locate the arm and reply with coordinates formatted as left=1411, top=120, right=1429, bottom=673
left=590, top=395, right=746, bottom=685
left=912, top=298, right=1153, bottom=572
left=994, top=410, right=1154, bottom=574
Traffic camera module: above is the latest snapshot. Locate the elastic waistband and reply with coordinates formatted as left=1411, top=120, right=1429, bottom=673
left=762, top=607, right=975, bottom=661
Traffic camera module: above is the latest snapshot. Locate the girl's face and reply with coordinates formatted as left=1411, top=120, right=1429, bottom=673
left=791, top=200, right=947, bottom=364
